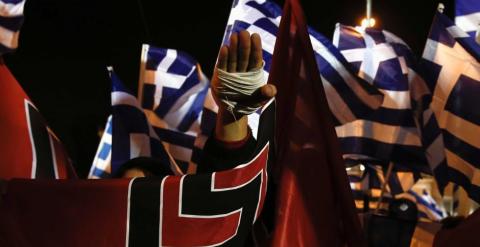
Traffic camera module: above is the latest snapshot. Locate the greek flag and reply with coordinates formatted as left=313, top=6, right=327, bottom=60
left=0, top=0, right=24, bottom=54
left=333, top=25, right=432, bottom=173
left=138, top=45, right=217, bottom=174
left=223, top=0, right=383, bottom=124
left=348, top=162, right=419, bottom=210
left=89, top=68, right=182, bottom=178
left=348, top=163, right=445, bottom=221
left=89, top=116, right=112, bottom=178
left=397, top=189, right=446, bottom=221
left=421, top=11, right=480, bottom=202
left=455, top=0, right=480, bottom=53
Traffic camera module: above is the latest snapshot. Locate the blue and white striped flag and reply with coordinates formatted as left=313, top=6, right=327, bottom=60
left=348, top=163, right=445, bottom=221
left=455, top=0, right=480, bottom=54
left=89, top=115, right=112, bottom=178
left=333, top=25, right=432, bottom=173
left=138, top=45, right=217, bottom=174
left=89, top=68, right=182, bottom=178
left=223, top=0, right=383, bottom=124
left=397, top=189, right=446, bottom=222
left=348, top=162, right=419, bottom=210
left=421, top=11, right=480, bottom=202
left=0, top=0, right=24, bottom=54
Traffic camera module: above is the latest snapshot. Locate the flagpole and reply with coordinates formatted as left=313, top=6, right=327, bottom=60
left=137, top=44, right=149, bottom=101
left=361, top=0, right=375, bottom=28
left=366, top=0, right=372, bottom=21
left=476, top=25, right=480, bottom=45
left=374, top=162, right=394, bottom=214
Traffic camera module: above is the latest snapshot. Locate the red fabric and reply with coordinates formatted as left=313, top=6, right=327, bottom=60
left=0, top=60, right=75, bottom=179
left=0, top=60, right=34, bottom=179
left=268, top=0, right=365, bottom=246
left=162, top=175, right=243, bottom=246
left=51, top=134, right=77, bottom=178
left=0, top=144, right=270, bottom=246
left=162, top=146, right=269, bottom=246
left=433, top=210, right=480, bottom=247
left=0, top=179, right=130, bottom=247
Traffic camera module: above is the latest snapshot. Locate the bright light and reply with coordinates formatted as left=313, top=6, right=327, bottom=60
left=359, top=164, right=365, bottom=171
left=360, top=18, right=376, bottom=28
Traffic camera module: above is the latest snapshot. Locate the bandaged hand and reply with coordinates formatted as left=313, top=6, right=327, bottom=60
left=213, top=31, right=276, bottom=117
left=212, top=31, right=276, bottom=142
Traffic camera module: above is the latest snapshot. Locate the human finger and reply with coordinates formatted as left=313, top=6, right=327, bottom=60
left=217, top=45, right=229, bottom=70
left=237, top=30, right=251, bottom=72
left=248, top=33, right=263, bottom=71
left=228, top=33, right=238, bottom=73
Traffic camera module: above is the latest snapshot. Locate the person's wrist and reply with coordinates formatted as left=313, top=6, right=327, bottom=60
left=217, top=107, right=246, bottom=120
left=215, top=109, right=248, bottom=142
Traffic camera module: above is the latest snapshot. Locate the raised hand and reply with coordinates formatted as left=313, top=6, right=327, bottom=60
left=213, top=30, right=276, bottom=142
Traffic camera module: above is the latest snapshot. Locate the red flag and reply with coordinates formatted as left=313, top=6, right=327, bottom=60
left=268, top=0, right=364, bottom=246
left=0, top=141, right=271, bottom=246
left=0, top=59, right=75, bottom=179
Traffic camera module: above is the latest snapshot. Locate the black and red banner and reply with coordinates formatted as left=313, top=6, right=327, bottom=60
left=0, top=60, right=75, bottom=179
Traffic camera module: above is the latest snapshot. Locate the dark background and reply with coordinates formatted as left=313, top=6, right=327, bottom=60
left=3, top=0, right=454, bottom=177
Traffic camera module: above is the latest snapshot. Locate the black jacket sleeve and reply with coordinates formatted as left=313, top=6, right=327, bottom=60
left=197, top=131, right=257, bottom=173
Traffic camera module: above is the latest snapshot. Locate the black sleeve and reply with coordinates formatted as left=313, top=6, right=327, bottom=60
left=197, top=133, right=257, bottom=173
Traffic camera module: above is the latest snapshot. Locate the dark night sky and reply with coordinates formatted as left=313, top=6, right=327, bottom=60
left=3, top=0, right=454, bottom=177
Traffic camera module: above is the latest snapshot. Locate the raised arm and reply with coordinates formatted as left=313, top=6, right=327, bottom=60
left=213, top=31, right=276, bottom=142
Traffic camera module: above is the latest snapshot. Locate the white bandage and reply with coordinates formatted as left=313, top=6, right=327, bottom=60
left=213, top=62, right=266, bottom=115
